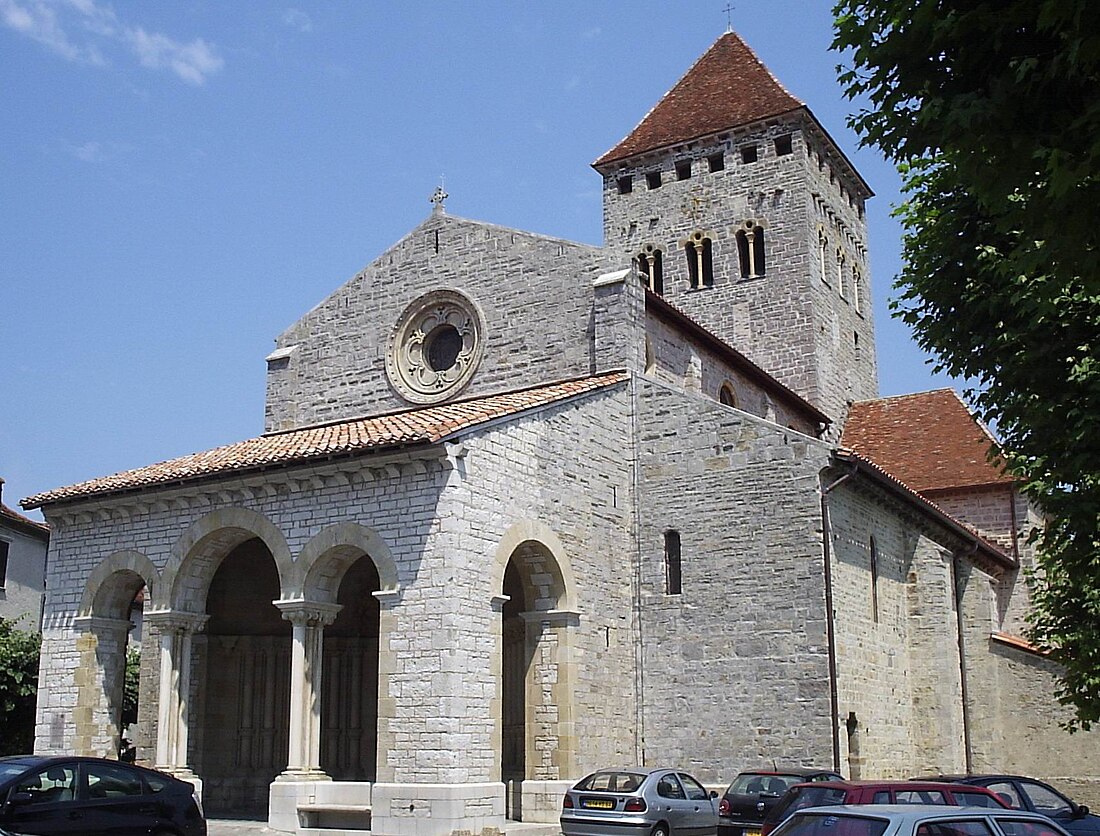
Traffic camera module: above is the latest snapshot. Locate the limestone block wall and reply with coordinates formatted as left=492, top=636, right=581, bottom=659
left=644, top=311, right=818, bottom=434
left=601, top=116, right=877, bottom=422
left=634, top=378, right=835, bottom=785
left=265, top=212, right=620, bottom=431
left=958, top=561, right=1100, bottom=801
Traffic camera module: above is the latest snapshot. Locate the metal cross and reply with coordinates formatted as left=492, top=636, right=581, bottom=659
left=723, top=2, right=735, bottom=32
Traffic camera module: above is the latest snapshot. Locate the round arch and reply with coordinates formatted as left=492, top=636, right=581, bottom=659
left=296, top=521, right=399, bottom=602
left=163, top=507, right=293, bottom=612
left=490, top=520, right=577, bottom=612
left=79, top=549, right=160, bottom=619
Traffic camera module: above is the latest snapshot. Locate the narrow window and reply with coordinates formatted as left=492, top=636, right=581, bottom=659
left=869, top=536, right=879, bottom=622
left=818, top=230, right=829, bottom=284
left=0, top=540, right=8, bottom=589
left=752, top=226, right=766, bottom=276
left=774, top=134, right=793, bottom=156
left=686, top=241, right=699, bottom=288
left=707, top=152, right=725, bottom=172
left=719, top=384, right=737, bottom=407
left=736, top=231, right=750, bottom=279
left=646, top=171, right=662, bottom=190
left=836, top=249, right=846, bottom=296
left=617, top=175, right=633, bottom=195
left=701, top=237, right=713, bottom=287
left=686, top=233, right=712, bottom=288
left=741, top=145, right=758, bottom=164
left=675, top=159, right=692, bottom=181
left=853, top=267, right=863, bottom=314
left=665, top=530, right=682, bottom=595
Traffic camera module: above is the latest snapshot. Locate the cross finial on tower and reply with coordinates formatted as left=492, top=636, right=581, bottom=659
left=430, top=176, right=448, bottom=214
left=723, top=2, right=735, bottom=33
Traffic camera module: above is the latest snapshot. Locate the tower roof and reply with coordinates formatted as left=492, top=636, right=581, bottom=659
left=594, top=31, right=803, bottom=168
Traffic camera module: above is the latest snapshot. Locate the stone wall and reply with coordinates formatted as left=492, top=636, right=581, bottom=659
left=600, top=114, right=877, bottom=423
left=634, top=378, right=835, bottom=784
left=265, top=212, right=620, bottom=432
left=0, top=519, right=49, bottom=628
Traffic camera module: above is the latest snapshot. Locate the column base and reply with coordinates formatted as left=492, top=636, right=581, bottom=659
left=275, top=769, right=333, bottom=782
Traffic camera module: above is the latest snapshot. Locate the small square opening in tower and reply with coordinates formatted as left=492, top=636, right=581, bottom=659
left=617, top=175, right=633, bottom=195
left=675, top=160, right=692, bottom=180
left=708, top=152, right=725, bottom=172
left=646, top=171, right=662, bottom=190
left=741, top=145, right=759, bottom=164
left=774, top=134, right=793, bottom=156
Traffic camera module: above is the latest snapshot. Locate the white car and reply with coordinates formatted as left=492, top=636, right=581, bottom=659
left=771, top=804, right=1071, bottom=836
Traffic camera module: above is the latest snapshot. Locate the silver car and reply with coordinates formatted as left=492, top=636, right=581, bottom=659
left=561, top=767, right=719, bottom=836
left=771, top=804, right=1073, bottom=836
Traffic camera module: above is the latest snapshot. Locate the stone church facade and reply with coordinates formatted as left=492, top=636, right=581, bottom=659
left=23, top=30, right=1099, bottom=836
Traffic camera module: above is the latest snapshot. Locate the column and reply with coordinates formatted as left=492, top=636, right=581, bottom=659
left=144, top=610, right=208, bottom=778
left=275, top=600, right=341, bottom=780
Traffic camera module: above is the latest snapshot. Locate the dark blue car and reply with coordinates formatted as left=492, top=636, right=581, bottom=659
left=921, top=774, right=1100, bottom=836
left=0, top=755, right=205, bottom=836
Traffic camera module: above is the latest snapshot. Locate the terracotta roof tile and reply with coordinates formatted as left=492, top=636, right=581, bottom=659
left=842, top=389, right=1015, bottom=494
left=594, top=31, right=803, bottom=167
left=23, top=372, right=629, bottom=509
left=1, top=502, right=50, bottom=537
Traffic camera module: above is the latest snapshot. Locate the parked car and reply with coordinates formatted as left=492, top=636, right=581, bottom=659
left=918, top=775, right=1100, bottom=836
left=761, top=781, right=1009, bottom=836
left=770, top=804, right=1073, bottom=836
left=719, top=769, right=844, bottom=836
left=561, top=767, right=719, bottom=836
left=0, top=754, right=206, bottom=836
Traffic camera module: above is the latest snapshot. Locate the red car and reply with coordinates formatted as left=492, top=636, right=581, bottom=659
left=760, top=780, right=1009, bottom=836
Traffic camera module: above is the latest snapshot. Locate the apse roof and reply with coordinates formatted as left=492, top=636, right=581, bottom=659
left=841, top=389, right=1016, bottom=494
left=23, top=371, right=629, bottom=509
left=594, top=30, right=803, bottom=167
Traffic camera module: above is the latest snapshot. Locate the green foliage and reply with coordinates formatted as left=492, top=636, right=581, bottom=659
left=0, top=617, right=41, bottom=754
left=122, top=646, right=140, bottom=730
left=833, top=0, right=1100, bottom=728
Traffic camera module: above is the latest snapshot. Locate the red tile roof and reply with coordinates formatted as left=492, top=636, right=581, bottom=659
left=842, top=389, right=1015, bottom=494
left=594, top=31, right=803, bottom=167
left=23, top=372, right=629, bottom=509
left=0, top=502, right=50, bottom=538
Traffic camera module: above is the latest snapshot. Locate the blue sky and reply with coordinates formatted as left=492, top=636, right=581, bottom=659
left=1, top=1, right=951, bottom=517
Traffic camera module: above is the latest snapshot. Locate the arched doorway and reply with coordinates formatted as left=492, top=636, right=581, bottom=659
left=196, top=538, right=290, bottom=818
left=499, top=537, right=574, bottom=822
left=320, top=555, right=380, bottom=780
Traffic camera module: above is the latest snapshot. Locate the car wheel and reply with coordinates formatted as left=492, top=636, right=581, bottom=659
left=652, top=823, right=672, bottom=836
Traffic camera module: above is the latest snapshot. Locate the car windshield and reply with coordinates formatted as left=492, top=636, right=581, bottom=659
left=730, top=774, right=804, bottom=796
left=0, top=760, right=38, bottom=782
left=774, top=813, right=890, bottom=836
left=575, top=771, right=647, bottom=793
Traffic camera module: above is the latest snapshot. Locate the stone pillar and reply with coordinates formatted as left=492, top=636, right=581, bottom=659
left=145, top=610, right=208, bottom=781
left=71, top=616, right=133, bottom=758
left=274, top=600, right=342, bottom=780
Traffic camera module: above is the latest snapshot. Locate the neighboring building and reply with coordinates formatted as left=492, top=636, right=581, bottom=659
left=0, top=477, right=49, bottom=630
left=22, top=29, right=1099, bottom=836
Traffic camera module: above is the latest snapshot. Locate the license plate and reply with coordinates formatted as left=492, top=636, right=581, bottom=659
left=582, top=798, right=616, bottom=810
left=745, top=829, right=761, bottom=836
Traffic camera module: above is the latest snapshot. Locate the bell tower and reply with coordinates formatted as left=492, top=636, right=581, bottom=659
left=593, top=31, right=878, bottom=425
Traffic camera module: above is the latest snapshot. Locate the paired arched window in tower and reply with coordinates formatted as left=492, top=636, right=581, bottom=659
left=685, top=233, right=714, bottom=289
left=736, top=220, right=766, bottom=279
left=664, top=530, right=682, bottom=595
left=638, top=245, right=664, bottom=295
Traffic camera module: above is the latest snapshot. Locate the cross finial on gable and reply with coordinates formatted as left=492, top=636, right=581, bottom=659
left=723, top=2, right=734, bottom=33
left=430, top=176, right=448, bottom=214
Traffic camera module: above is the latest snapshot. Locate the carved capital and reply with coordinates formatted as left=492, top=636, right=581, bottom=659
left=274, top=599, right=342, bottom=628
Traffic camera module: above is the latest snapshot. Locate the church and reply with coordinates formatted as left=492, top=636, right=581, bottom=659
left=23, top=29, right=1099, bottom=836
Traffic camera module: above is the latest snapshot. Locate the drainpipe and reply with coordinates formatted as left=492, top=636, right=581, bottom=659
left=953, top=545, right=976, bottom=773
left=820, top=464, right=857, bottom=773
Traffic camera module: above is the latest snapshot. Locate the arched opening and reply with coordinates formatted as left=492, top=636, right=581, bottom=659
left=196, top=538, right=290, bottom=818
left=499, top=538, right=571, bottom=822
left=321, top=555, right=380, bottom=781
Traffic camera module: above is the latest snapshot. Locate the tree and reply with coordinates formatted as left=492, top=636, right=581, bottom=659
left=0, top=617, right=41, bottom=754
left=832, top=1, right=1100, bottom=728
